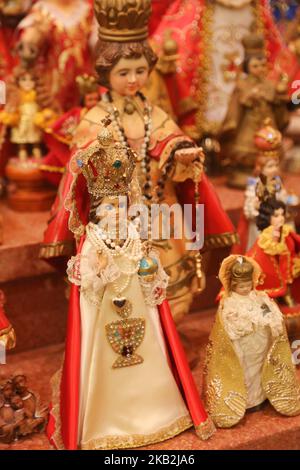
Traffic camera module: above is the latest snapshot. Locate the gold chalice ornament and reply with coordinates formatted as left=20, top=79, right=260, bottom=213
left=106, top=318, right=145, bottom=369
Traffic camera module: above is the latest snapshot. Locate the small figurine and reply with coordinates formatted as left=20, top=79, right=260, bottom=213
left=203, top=255, right=300, bottom=428
left=221, top=29, right=289, bottom=188
left=233, top=121, right=299, bottom=253
left=0, top=375, right=46, bottom=443
left=16, top=0, right=95, bottom=112
left=247, top=197, right=300, bottom=338
left=40, top=74, right=101, bottom=187
left=0, top=67, right=56, bottom=162
left=0, top=290, right=16, bottom=351
left=46, top=114, right=215, bottom=450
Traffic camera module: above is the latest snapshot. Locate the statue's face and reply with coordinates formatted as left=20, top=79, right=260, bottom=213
left=84, top=91, right=99, bottom=110
left=232, top=280, right=253, bottom=296
left=262, top=159, right=279, bottom=179
left=109, top=56, right=150, bottom=97
left=0, top=0, right=32, bottom=16
left=271, top=207, right=285, bottom=229
left=19, top=73, right=35, bottom=92
left=248, top=57, right=267, bottom=79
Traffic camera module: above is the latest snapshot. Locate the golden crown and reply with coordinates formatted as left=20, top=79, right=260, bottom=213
left=76, top=74, right=99, bottom=97
left=94, top=0, right=152, bottom=42
left=231, top=256, right=254, bottom=282
left=255, top=119, right=282, bottom=153
left=242, top=31, right=265, bottom=57
left=75, top=118, right=137, bottom=198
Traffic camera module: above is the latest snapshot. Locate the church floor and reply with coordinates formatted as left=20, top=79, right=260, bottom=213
left=1, top=309, right=300, bottom=451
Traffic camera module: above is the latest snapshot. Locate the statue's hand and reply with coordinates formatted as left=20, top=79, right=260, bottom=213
left=174, top=147, right=205, bottom=165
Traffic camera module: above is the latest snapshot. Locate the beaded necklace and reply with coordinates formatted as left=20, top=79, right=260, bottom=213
left=103, top=91, right=176, bottom=205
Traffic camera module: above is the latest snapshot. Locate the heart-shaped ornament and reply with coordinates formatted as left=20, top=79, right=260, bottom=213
left=113, top=298, right=127, bottom=309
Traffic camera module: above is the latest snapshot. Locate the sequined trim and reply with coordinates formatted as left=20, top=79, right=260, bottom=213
left=39, top=241, right=74, bottom=259
left=195, top=415, right=216, bottom=441
left=203, top=232, right=239, bottom=251
left=81, top=415, right=192, bottom=450
left=39, top=164, right=65, bottom=174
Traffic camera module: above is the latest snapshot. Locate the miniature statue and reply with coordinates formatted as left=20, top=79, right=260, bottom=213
left=150, top=0, right=291, bottom=143
left=221, top=29, right=289, bottom=188
left=247, top=197, right=300, bottom=338
left=16, top=0, right=95, bottom=112
left=203, top=254, right=300, bottom=428
left=0, top=376, right=46, bottom=443
left=40, top=0, right=237, bottom=323
left=0, top=290, right=16, bottom=351
left=40, top=74, right=101, bottom=187
left=233, top=121, right=299, bottom=253
left=0, top=66, right=55, bottom=162
left=47, top=114, right=215, bottom=450
left=0, top=0, right=33, bottom=79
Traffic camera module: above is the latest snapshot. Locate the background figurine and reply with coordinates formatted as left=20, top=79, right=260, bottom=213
left=233, top=121, right=299, bottom=253
left=247, top=197, right=300, bottom=339
left=0, top=375, right=46, bottom=443
left=0, top=290, right=16, bottom=351
left=203, top=255, right=300, bottom=428
left=47, top=114, right=215, bottom=450
left=0, top=66, right=57, bottom=211
left=0, top=67, right=55, bottom=162
left=40, top=74, right=101, bottom=187
left=221, top=30, right=289, bottom=188
left=16, top=0, right=95, bottom=113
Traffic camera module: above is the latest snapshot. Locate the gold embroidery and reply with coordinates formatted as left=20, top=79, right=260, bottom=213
left=105, top=318, right=146, bottom=369
left=202, top=232, right=239, bottom=251
left=39, top=241, right=74, bottom=259
left=81, top=415, right=192, bottom=450
left=262, top=334, right=300, bottom=417
left=195, top=415, right=216, bottom=440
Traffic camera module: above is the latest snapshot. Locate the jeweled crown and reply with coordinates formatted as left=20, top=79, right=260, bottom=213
left=254, top=119, right=282, bottom=155
left=76, top=118, right=137, bottom=198
left=94, top=0, right=152, bottom=42
left=242, top=31, right=265, bottom=57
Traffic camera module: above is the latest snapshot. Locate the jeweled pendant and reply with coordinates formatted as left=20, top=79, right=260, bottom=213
left=112, top=297, right=132, bottom=318
left=124, top=100, right=135, bottom=115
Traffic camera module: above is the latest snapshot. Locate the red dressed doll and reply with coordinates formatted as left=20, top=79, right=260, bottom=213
left=247, top=197, right=300, bottom=338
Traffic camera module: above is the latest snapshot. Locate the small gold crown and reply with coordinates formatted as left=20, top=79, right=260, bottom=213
left=94, top=0, right=152, bottom=42
left=231, top=256, right=254, bottom=282
left=242, top=31, right=265, bottom=56
left=255, top=119, right=282, bottom=152
left=76, top=74, right=98, bottom=97
left=75, top=118, right=137, bottom=198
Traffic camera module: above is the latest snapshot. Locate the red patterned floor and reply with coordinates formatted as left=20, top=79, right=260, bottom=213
left=1, top=309, right=300, bottom=451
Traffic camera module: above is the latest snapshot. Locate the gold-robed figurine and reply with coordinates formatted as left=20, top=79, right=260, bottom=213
left=0, top=66, right=57, bottom=211
left=0, top=67, right=56, bottom=161
left=203, top=255, right=300, bottom=429
left=221, top=29, right=290, bottom=189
